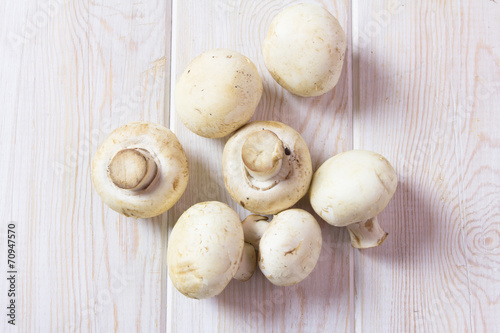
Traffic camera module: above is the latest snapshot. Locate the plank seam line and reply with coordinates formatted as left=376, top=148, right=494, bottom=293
left=165, top=1, right=178, bottom=332
left=349, top=0, right=358, bottom=332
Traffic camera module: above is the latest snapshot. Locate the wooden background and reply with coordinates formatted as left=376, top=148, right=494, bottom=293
left=1, top=0, right=499, bottom=332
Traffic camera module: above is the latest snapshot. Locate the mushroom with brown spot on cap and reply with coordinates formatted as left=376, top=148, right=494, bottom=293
left=91, top=121, right=189, bottom=218
left=242, top=209, right=322, bottom=286
left=222, top=121, right=313, bottom=215
left=309, top=150, right=398, bottom=249
left=175, top=48, right=263, bottom=138
left=167, top=201, right=256, bottom=299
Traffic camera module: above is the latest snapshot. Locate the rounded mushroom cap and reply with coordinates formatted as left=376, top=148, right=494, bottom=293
left=91, top=122, right=189, bottom=218
left=258, top=209, right=322, bottom=286
left=167, top=201, right=244, bottom=299
left=310, top=150, right=398, bottom=227
left=175, top=48, right=263, bottom=138
left=222, top=121, right=313, bottom=215
left=263, top=3, right=347, bottom=97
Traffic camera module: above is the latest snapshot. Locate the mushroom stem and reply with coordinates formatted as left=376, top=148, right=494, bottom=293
left=346, top=216, right=388, bottom=249
left=242, top=215, right=270, bottom=250
left=108, top=148, right=158, bottom=191
left=241, top=130, right=285, bottom=181
left=234, top=242, right=257, bottom=282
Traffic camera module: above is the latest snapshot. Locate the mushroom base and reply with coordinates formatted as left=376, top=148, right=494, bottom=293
left=346, top=217, right=388, bottom=249
left=234, top=243, right=257, bottom=282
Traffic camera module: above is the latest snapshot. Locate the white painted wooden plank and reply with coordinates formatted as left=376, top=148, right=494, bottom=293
left=352, top=0, right=500, bottom=332
left=459, top=1, right=500, bottom=331
left=1, top=0, right=497, bottom=331
left=167, top=1, right=353, bottom=332
left=0, top=0, right=170, bottom=331
left=88, top=1, right=171, bottom=332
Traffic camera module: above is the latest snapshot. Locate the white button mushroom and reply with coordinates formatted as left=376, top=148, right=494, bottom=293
left=174, top=49, right=263, bottom=138
left=91, top=122, right=189, bottom=218
left=309, top=150, right=398, bottom=249
left=222, top=121, right=313, bottom=215
left=167, top=201, right=256, bottom=299
left=263, top=3, right=347, bottom=97
left=233, top=242, right=257, bottom=282
left=242, top=209, right=322, bottom=286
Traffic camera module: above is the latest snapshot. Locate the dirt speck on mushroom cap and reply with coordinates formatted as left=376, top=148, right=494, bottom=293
left=222, top=121, right=313, bottom=215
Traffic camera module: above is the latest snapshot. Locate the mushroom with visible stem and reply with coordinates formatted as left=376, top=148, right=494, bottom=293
left=167, top=201, right=256, bottom=299
left=242, top=209, right=322, bottom=286
left=263, top=3, right=347, bottom=97
left=241, top=215, right=269, bottom=250
left=233, top=243, right=257, bottom=282
left=175, top=48, right=263, bottom=138
left=222, top=121, right=313, bottom=215
left=309, top=150, right=398, bottom=249
left=241, top=129, right=285, bottom=181
left=91, top=122, right=189, bottom=218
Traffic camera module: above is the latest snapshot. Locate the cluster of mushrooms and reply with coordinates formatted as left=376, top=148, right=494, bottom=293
left=91, top=4, right=398, bottom=299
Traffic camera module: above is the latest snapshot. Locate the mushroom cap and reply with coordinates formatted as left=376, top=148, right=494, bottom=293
left=309, top=150, right=397, bottom=227
left=91, top=122, right=189, bottom=218
left=258, top=209, right=322, bottom=286
left=167, top=201, right=244, bottom=299
left=263, top=3, right=347, bottom=97
left=175, top=48, right=263, bottom=138
left=222, top=121, right=313, bottom=215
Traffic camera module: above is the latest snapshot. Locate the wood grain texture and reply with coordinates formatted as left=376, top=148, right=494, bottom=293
left=0, top=0, right=170, bottom=331
left=167, top=1, right=352, bottom=332
left=352, top=0, right=500, bottom=332
left=0, top=0, right=499, bottom=332
left=459, top=1, right=500, bottom=331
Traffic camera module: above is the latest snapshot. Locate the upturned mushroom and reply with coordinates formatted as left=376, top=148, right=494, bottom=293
left=91, top=122, right=189, bottom=218
left=242, top=209, right=322, bottom=286
left=222, top=121, right=313, bottom=215
left=263, top=3, right=347, bottom=97
left=309, top=150, right=398, bottom=249
left=167, top=201, right=256, bottom=299
left=175, top=48, right=263, bottom=138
